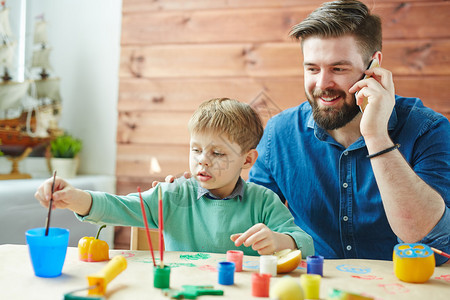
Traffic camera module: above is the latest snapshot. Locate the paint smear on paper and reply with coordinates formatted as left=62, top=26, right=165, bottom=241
left=378, top=283, right=409, bottom=295
left=120, top=252, right=136, bottom=258
left=435, top=274, right=450, bottom=282
left=352, top=274, right=383, bottom=280
left=243, top=260, right=259, bottom=270
left=199, top=264, right=217, bottom=272
left=168, top=262, right=197, bottom=268
left=180, top=253, right=211, bottom=260
left=336, top=264, right=371, bottom=274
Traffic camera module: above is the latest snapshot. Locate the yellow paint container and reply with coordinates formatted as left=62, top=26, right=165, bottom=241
left=393, top=243, right=435, bottom=283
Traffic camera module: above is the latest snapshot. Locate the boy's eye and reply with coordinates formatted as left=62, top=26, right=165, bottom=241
left=191, top=148, right=201, bottom=153
left=213, top=151, right=225, bottom=157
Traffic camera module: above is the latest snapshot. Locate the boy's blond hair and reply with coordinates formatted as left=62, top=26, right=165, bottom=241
left=188, top=98, right=264, bottom=154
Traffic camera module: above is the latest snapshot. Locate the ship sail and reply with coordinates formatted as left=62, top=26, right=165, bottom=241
left=0, top=80, right=30, bottom=111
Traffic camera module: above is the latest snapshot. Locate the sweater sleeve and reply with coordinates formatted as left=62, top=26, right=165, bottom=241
left=75, top=189, right=159, bottom=228
left=261, top=188, right=315, bottom=258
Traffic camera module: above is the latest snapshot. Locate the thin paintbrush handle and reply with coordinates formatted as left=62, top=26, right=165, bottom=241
left=138, top=187, right=156, bottom=266
left=158, top=185, right=164, bottom=268
left=45, top=170, right=57, bottom=236
left=431, top=247, right=450, bottom=259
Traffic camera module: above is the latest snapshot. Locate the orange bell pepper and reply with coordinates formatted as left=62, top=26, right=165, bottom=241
left=79, top=225, right=110, bottom=262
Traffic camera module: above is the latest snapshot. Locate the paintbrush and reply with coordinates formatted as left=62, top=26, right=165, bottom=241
left=431, top=247, right=450, bottom=259
left=158, top=185, right=164, bottom=268
left=45, top=170, right=57, bottom=236
left=138, top=186, right=156, bottom=266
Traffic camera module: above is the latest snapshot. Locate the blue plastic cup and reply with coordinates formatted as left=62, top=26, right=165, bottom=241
left=25, top=227, right=70, bottom=278
left=218, top=261, right=235, bottom=285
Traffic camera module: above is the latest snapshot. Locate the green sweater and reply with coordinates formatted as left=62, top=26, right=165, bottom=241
left=79, top=178, right=314, bottom=257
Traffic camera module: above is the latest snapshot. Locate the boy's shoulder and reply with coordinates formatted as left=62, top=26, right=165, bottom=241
left=159, top=177, right=198, bottom=194
left=243, top=180, right=281, bottom=201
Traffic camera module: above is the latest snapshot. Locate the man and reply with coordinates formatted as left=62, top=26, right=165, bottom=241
left=248, top=0, right=449, bottom=265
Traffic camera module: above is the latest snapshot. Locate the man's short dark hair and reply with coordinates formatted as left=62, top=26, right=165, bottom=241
left=290, top=0, right=382, bottom=63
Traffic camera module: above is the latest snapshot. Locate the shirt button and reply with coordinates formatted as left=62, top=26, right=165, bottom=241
left=346, top=245, right=352, bottom=251
left=343, top=182, right=348, bottom=188
left=343, top=216, right=349, bottom=221
left=343, top=151, right=349, bottom=156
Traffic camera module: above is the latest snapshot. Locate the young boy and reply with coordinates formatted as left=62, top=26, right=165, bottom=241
left=35, top=98, right=314, bottom=257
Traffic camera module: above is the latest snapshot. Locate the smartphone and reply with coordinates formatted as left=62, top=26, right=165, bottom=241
left=357, top=58, right=379, bottom=113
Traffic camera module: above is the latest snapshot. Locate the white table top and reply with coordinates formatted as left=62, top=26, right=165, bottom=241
left=0, top=244, right=449, bottom=299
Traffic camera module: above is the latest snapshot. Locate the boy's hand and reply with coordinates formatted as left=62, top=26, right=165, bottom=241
left=34, top=176, right=92, bottom=216
left=230, top=223, right=279, bottom=255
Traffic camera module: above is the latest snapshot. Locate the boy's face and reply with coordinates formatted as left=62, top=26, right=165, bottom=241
left=189, top=131, right=248, bottom=199
left=302, top=35, right=367, bottom=130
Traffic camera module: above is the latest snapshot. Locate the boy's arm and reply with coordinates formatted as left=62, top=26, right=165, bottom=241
left=35, top=176, right=92, bottom=216
left=231, top=223, right=297, bottom=255
left=262, top=189, right=315, bottom=258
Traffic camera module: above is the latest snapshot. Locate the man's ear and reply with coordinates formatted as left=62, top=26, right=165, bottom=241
left=242, top=149, right=258, bottom=169
left=373, top=51, right=382, bottom=66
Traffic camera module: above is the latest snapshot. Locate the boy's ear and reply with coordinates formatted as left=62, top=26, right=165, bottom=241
left=242, top=149, right=258, bottom=169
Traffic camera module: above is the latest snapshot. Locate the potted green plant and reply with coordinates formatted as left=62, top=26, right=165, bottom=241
left=50, top=133, right=82, bottom=178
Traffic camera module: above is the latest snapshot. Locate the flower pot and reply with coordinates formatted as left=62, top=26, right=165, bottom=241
left=50, top=156, right=80, bottom=178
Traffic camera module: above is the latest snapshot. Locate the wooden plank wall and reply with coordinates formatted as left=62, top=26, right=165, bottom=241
left=114, top=0, right=450, bottom=248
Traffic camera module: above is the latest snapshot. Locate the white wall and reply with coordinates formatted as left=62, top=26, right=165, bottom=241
left=1, top=0, right=122, bottom=177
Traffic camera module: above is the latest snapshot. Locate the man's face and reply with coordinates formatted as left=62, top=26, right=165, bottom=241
left=189, top=131, right=247, bottom=199
left=302, top=35, right=368, bottom=130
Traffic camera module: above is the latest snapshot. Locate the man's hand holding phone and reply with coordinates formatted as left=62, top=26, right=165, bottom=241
left=356, top=58, right=380, bottom=113
left=349, top=57, right=396, bottom=143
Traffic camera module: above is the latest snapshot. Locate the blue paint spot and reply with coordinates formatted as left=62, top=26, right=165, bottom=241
left=336, top=264, right=370, bottom=274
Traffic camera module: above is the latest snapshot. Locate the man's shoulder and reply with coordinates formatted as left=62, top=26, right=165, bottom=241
left=267, top=101, right=311, bottom=127
left=395, top=96, right=445, bottom=120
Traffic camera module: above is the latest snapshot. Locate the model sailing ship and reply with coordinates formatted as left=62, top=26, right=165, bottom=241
left=0, top=2, right=62, bottom=179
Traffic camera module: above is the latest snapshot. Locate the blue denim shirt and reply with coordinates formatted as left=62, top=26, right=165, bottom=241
left=249, top=96, right=450, bottom=265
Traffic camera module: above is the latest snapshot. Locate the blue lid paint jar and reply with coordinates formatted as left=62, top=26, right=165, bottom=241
left=218, top=261, right=235, bottom=285
left=307, top=255, right=324, bottom=277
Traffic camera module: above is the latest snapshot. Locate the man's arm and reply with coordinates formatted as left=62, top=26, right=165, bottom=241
left=351, top=66, right=448, bottom=244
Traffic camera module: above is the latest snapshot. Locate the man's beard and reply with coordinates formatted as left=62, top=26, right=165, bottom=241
left=307, top=89, right=360, bottom=130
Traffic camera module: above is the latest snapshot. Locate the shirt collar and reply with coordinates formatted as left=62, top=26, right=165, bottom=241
left=197, top=177, right=245, bottom=201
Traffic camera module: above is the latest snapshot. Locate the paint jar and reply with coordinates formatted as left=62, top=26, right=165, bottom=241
left=252, top=273, right=271, bottom=297
left=218, top=261, right=235, bottom=285
left=26, top=227, right=70, bottom=278
left=259, top=255, right=277, bottom=276
left=300, top=274, right=321, bottom=299
left=153, top=265, right=171, bottom=288
left=307, top=255, right=324, bottom=276
left=227, top=250, right=244, bottom=272
left=393, top=243, right=435, bottom=283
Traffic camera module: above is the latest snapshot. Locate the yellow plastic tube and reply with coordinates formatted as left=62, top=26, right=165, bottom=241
left=87, top=255, right=127, bottom=295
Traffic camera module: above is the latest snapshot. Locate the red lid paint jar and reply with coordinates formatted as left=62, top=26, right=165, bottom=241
left=227, top=250, right=244, bottom=272
left=252, top=273, right=271, bottom=297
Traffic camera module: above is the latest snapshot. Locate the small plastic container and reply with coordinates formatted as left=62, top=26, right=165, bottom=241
left=259, top=255, right=277, bottom=276
left=300, top=274, right=321, bottom=299
left=218, top=261, right=235, bottom=285
left=26, top=227, right=70, bottom=278
left=252, top=273, right=271, bottom=297
left=307, top=255, right=324, bottom=276
left=227, top=250, right=244, bottom=272
left=153, top=265, right=171, bottom=288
